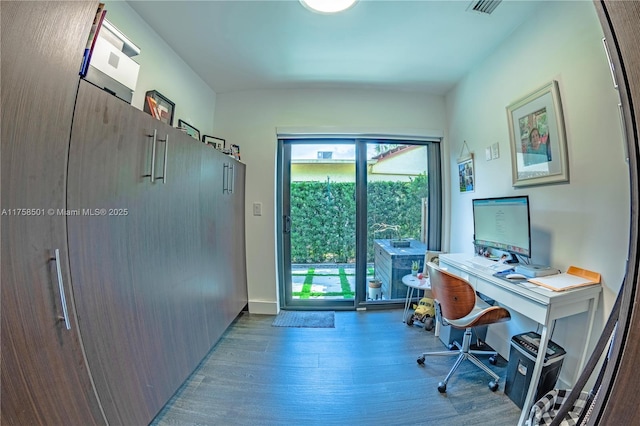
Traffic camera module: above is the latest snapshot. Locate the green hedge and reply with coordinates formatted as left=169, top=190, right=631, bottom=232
left=290, top=175, right=426, bottom=263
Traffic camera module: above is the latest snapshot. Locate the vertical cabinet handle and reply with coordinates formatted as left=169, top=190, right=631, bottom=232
left=52, top=249, right=71, bottom=330
left=156, top=134, right=169, bottom=183
left=602, top=37, right=618, bottom=89
left=222, top=163, right=228, bottom=193
left=619, top=103, right=630, bottom=163
left=143, top=129, right=158, bottom=183
left=222, top=162, right=236, bottom=194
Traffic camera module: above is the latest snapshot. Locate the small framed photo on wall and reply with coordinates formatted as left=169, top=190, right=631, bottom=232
left=458, top=154, right=475, bottom=193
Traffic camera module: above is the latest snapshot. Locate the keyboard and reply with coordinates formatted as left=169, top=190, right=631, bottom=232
left=469, top=257, right=514, bottom=273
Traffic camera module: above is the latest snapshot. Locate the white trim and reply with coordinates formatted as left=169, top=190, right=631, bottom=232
left=276, top=126, right=443, bottom=142
left=248, top=300, right=279, bottom=315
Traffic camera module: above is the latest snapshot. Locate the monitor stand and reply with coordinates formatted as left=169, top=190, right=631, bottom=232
left=503, top=253, right=519, bottom=264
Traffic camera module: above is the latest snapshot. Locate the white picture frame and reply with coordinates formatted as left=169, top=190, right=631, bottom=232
left=507, top=80, right=569, bottom=187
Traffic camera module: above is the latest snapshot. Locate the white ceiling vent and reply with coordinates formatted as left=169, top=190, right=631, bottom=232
left=467, top=0, right=502, bottom=15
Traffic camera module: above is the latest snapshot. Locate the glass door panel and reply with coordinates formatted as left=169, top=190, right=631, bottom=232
left=366, top=142, right=430, bottom=302
left=282, top=141, right=356, bottom=308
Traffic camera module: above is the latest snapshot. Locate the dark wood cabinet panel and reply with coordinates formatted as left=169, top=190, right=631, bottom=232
left=230, top=163, right=249, bottom=315
left=199, top=150, right=248, bottom=342
left=594, top=1, right=640, bottom=423
left=0, top=2, right=105, bottom=425
left=67, top=81, right=247, bottom=425
left=67, top=80, right=166, bottom=425
left=3, top=5, right=248, bottom=423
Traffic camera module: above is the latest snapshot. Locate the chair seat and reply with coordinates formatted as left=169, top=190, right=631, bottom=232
left=446, top=296, right=511, bottom=329
left=418, top=262, right=512, bottom=393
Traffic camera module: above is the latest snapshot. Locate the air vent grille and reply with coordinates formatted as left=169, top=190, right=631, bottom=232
left=467, top=0, right=502, bottom=15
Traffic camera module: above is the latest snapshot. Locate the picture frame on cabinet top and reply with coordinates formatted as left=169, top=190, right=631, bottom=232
left=202, top=135, right=225, bottom=150
left=177, top=119, right=200, bottom=141
left=144, top=90, right=175, bottom=126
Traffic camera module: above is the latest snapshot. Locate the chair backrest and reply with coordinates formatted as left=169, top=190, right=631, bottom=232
left=426, top=262, right=477, bottom=321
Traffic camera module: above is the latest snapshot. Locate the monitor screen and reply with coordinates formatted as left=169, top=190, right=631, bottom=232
left=472, top=196, right=531, bottom=258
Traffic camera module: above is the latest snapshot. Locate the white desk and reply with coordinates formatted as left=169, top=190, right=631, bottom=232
left=439, top=253, right=601, bottom=426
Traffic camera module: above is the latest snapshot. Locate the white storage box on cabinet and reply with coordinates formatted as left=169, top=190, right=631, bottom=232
left=85, top=20, right=140, bottom=103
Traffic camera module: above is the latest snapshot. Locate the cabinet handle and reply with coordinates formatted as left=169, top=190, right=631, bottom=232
left=619, top=103, right=629, bottom=163
left=223, top=163, right=229, bottom=193
left=602, top=37, right=618, bottom=89
left=52, top=249, right=71, bottom=330
left=156, top=134, right=169, bottom=183
left=142, top=129, right=158, bottom=183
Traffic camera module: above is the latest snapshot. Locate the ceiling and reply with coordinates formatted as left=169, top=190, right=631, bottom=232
left=126, top=0, right=544, bottom=95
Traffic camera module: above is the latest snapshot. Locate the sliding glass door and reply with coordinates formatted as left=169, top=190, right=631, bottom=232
left=277, top=137, right=441, bottom=310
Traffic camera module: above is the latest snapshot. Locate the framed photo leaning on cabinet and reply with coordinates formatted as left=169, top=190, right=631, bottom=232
left=144, top=90, right=175, bottom=126
left=203, top=135, right=225, bottom=150
left=178, top=119, right=200, bottom=141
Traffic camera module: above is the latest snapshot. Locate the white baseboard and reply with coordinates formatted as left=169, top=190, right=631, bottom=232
left=248, top=300, right=279, bottom=315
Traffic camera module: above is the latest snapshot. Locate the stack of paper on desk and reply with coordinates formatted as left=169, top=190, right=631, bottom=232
left=528, top=266, right=601, bottom=291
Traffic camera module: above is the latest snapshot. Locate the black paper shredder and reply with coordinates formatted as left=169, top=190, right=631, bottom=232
left=504, top=331, right=566, bottom=408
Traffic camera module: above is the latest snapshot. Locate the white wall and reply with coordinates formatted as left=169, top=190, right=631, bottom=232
left=103, top=1, right=216, bottom=136
left=445, top=1, right=629, bottom=385
left=213, top=89, right=446, bottom=314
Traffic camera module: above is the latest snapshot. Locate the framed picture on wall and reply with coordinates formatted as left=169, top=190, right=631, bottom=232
left=457, top=154, right=475, bottom=193
left=178, top=119, right=200, bottom=141
left=507, top=80, right=569, bottom=187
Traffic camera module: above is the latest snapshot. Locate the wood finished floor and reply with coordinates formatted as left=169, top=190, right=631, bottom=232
left=151, top=309, right=522, bottom=426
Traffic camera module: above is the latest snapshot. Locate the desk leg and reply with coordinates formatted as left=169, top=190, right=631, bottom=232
left=517, top=322, right=553, bottom=426
left=577, top=294, right=600, bottom=380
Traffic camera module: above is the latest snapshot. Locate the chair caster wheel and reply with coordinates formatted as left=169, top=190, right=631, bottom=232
left=489, top=381, right=499, bottom=392
left=417, top=356, right=425, bottom=365
left=489, top=356, right=497, bottom=365
left=437, top=382, right=447, bottom=393
left=447, top=343, right=456, bottom=350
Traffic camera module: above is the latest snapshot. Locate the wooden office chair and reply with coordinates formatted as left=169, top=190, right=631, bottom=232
left=417, top=262, right=511, bottom=393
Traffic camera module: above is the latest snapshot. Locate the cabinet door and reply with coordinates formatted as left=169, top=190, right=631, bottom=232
left=153, top=127, right=211, bottom=377
left=67, top=80, right=168, bottom=425
left=594, top=1, right=640, bottom=422
left=199, top=151, right=248, bottom=341
left=68, top=80, right=214, bottom=425
left=199, top=148, right=229, bottom=342
left=215, top=159, right=248, bottom=328
left=229, top=162, right=249, bottom=315
left=0, top=2, right=105, bottom=425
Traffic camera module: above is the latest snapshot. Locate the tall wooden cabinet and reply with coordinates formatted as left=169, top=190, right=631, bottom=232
left=200, top=149, right=248, bottom=342
left=66, top=80, right=248, bottom=425
left=0, top=2, right=105, bottom=425
left=2, top=3, right=248, bottom=425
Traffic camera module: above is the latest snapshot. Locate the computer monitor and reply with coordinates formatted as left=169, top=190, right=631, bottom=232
left=472, top=195, right=531, bottom=259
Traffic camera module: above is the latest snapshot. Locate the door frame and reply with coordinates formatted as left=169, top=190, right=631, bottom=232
left=276, top=131, right=443, bottom=311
